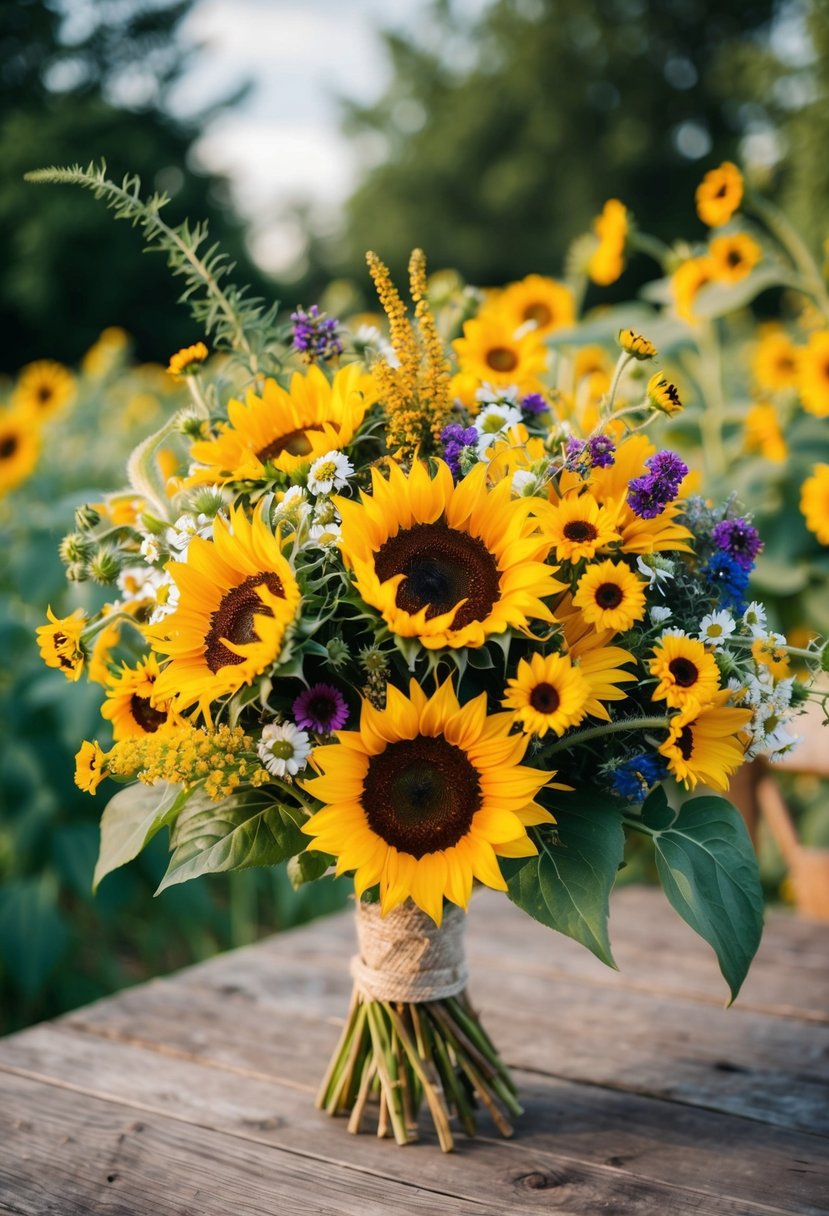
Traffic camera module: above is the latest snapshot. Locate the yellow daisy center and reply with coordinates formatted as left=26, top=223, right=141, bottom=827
left=205, top=572, right=285, bottom=672
left=362, top=736, right=482, bottom=858
left=374, top=523, right=500, bottom=629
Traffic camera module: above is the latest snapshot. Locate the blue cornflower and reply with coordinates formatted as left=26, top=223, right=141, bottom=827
left=702, top=551, right=750, bottom=613
left=611, top=753, right=667, bottom=802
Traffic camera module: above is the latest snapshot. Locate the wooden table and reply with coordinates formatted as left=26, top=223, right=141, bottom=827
left=1, top=887, right=827, bottom=1215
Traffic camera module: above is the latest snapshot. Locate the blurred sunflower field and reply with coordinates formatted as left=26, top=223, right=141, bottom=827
left=0, top=331, right=347, bottom=1033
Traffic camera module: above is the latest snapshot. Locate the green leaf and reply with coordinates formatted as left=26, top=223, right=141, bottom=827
left=652, top=796, right=763, bottom=1003
left=505, top=793, right=626, bottom=966
left=94, top=781, right=190, bottom=891
left=640, top=785, right=676, bottom=831
left=287, top=849, right=333, bottom=888
left=157, top=789, right=306, bottom=892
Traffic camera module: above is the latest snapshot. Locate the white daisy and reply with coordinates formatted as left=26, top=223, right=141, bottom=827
left=511, top=469, right=537, bottom=496
left=139, top=535, right=160, bottom=564
left=257, top=722, right=311, bottom=777
left=474, top=402, right=523, bottom=437
left=742, top=601, right=767, bottom=636
left=307, top=521, right=342, bottom=548
left=308, top=450, right=353, bottom=496
left=166, top=513, right=214, bottom=555
left=475, top=383, right=521, bottom=408
left=649, top=605, right=673, bottom=625
left=697, top=610, right=735, bottom=648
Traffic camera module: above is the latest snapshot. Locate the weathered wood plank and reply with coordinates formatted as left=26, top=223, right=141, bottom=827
left=0, top=1024, right=826, bottom=1215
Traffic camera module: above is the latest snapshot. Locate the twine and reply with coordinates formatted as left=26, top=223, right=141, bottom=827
left=350, top=899, right=468, bottom=1003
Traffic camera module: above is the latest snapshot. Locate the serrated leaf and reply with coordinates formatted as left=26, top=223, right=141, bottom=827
left=505, top=793, right=625, bottom=966
left=94, top=782, right=190, bottom=891
left=652, top=796, right=763, bottom=1003
left=157, top=789, right=306, bottom=891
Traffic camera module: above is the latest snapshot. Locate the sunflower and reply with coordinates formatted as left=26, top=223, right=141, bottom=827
left=187, top=363, right=376, bottom=484
left=11, top=360, right=76, bottom=419
left=167, top=342, right=208, bottom=379
left=0, top=408, right=41, bottom=496
left=337, top=460, right=564, bottom=650
left=36, top=606, right=86, bottom=681
left=744, top=404, right=787, bottom=462
left=798, top=331, right=829, bottom=418
left=539, top=492, right=620, bottom=562
left=671, top=256, right=715, bottom=324
left=695, top=162, right=743, bottom=227
left=753, top=330, right=799, bottom=392
left=588, top=199, right=628, bottom=286
left=450, top=312, right=548, bottom=407
left=659, top=693, right=751, bottom=791
left=302, top=678, right=554, bottom=923
left=75, top=741, right=108, bottom=794
left=649, top=634, right=721, bottom=710
left=801, top=463, right=829, bottom=544
left=101, top=654, right=185, bottom=740
left=572, top=560, right=647, bottom=633
left=709, top=233, right=761, bottom=283
left=503, top=652, right=591, bottom=737
left=496, top=275, right=575, bottom=338
left=150, top=506, right=301, bottom=721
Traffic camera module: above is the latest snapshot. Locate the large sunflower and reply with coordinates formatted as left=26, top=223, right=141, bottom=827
left=101, top=653, right=184, bottom=740
left=337, top=460, right=564, bottom=650
left=187, top=363, right=376, bottom=484
left=150, top=507, right=300, bottom=721
left=302, top=679, right=554, bottom=923
left=659, top=693, right=751, bottom=791
left=0, top=408, right=40, bottom=496
left=450, top=312, right=548, bottom=407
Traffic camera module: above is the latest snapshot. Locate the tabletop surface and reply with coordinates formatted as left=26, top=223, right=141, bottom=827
left=0, top=885, right=827, bottom=1215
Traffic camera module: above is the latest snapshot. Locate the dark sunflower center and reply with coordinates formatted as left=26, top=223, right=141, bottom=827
left=256, top=425, right=323, bottom=463
left=668, top=657, right=699, bottom=688
left=563, top=520, right=597, bottom=543
left=714, top=183, right=728, bottom=199
left=523, top=303, right=552, bottom=327
left=36, top=385, right=53, bottom=404
left=595, top=581, right=624, bottom=610
left=726, top=249, right=743, bottom=268
left=363, top=736, right=482, bottom=858
left=204, top=572, right=285, bottom=672
left=0, top=435, right=18, bottom=459
left=130, top=694, right=168, bottom=733
left=486, top=346, right=518, bottom=373
left=374, top=523, right=500, bottom=630
left=677, top=724, right=694, bottom=760
left=529, top=681, right=560, bottom=714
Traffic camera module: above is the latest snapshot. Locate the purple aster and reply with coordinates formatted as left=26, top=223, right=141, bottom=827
left=441, top=423, right=479, bottom=478
left=293, top=684, right=349, bottom=734
left=588, top=435, right=616, bottom=468
left=702, top=552, right=750, bottom=613
left=520, top=392, right=548, bottom=416
left=627, top=450, right=688, bottom=519
left=291, top=305, right=343, bottom=363
left=711, top=518, right=763, bottom=571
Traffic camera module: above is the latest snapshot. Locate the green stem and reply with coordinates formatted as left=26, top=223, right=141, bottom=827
left=543, top=716, right=671, bottom=757
left=745, top=191, right=829, bottom=320
left=630, top=230, right=672, bottom=268
left=695, top=320, right=728, bottom=483
left=605, top=351, right=634, bottom=413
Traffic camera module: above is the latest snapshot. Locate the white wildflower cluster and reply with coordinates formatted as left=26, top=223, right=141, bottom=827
left=165, top=511, right=215, bottom=555
left=351, top=324, right=396, bottom=364
left=473, top=388, right=523, bottom=460
left=726, top=604, right=799, bottom=762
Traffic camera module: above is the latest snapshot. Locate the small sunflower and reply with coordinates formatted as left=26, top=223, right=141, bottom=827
left=572, top=560, right=647, bottom=633
left=671, top=256, right=715, bottom=324
left=540, top=493, right=620, bottom=563
left=188, top=363, right=376, bottom=485
left=167, top=342, right=209, bottom=379
left=337, top=460, right=564, bottom=650
left=36, top=606, right=87, bottom=681
left=302, top=678, right=555, bottom=923
left=801, top=463, right=829, bottom=544
left=75, top=740, right=108, bottom=794
left=709, top=233, right=762, bottom=283
left=496, top=275, right=575, bottom=338
left=503, top=652, right=592, bottom=737
left=649, top=634, right=721, bottom=710
left=0, top=408, right=41, bottom=496
left=588, top=199, right=628, bottom=286
left=696, top=162, right=743, bottom=227
left=753, top=330, right=799, bottom=392
left=101, top=653, right=184, bottom=740
left=646, top=373, right=683, bottom=417
left=11, top=360, right=76, bottom=419
left=798, top=331, right=829, bottom=418
left=451, top=312, right=548, bottom=407
left=743, top=404, right=787, bottom=463
left=659, top=693, right=751, bottom=791
left=618, top=329, right=657, bottom=360
left=150, top=506, right=301, bottom=721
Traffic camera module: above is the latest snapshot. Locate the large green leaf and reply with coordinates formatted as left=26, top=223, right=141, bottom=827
left=505, top=793, right=626, bottom=967
left=157, top=790, right=306, bottom=892
left=652, top=796, right=763, bottom=1004
left=93, top=781, right=189, bottom=891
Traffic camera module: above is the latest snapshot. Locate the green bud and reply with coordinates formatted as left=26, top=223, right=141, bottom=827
left=74, top=504, right=100, bottom=531
left=59, top=532, right=93, bottom=564
left=188, top=487, right=226, bottom=517
left=88, top=546, right=121, bottom=585
left=65, top=561, right=89, bottom=582
left=176, top=408, right=210, bottom=439
left=140, top=512, right=168, bottom=536
left=326, top=636, right=350, bottom=669
left=360, top=644, right=388, bottom=675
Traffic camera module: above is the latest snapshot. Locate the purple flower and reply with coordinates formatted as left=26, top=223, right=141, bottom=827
left=702, top=552, right=750, bottom=613
left=711, top=518, right=763, bottom=571
left=627, top=450, right=688, bottom=519
left=520, top=392, right=548, bottom=416
left=291, top=305, right=343, bottom=363
left=293, top=684, right=349, bottom=734
left=441, top=423, right=479, bottom=478
left=566, top=434, right=616, bottom=471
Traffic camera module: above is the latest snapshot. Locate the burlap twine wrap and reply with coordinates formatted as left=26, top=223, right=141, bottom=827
left=350, top=900, right=468, bottom=1003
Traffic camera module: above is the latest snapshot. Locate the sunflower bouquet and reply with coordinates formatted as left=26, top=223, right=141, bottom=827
left=30, top=163, right=826, bottom=1152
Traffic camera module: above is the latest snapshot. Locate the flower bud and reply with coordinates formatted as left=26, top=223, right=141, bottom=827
left=74, top=504, right=100, bottom=531
left=88, top=546, right=121, bottom=585
left=618, top=328, right=657, bottom=360
left=646, top=372, right=683, bottom=417
left=59, top=532, right=93, bottom=565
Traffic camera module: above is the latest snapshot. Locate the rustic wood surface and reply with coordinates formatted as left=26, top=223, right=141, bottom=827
left=0, top=886, right=827, bottom=1215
